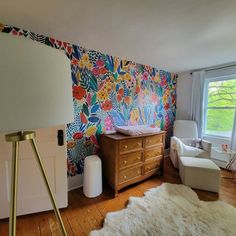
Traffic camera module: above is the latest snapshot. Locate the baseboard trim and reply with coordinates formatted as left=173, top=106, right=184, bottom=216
left=68, top=174, right=83, bottom=192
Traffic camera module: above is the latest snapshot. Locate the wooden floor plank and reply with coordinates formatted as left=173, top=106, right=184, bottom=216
left=1, top=157, right=235, bottom=235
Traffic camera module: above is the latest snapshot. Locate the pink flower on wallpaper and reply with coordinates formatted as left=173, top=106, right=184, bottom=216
left=160, top=76, right=167, bottom=86
left=96, top=59, right=105, bottom=67
left=104, top=116, right=114, bottom=130
left=151, top=94, right=158, bottom=103
left=92, top=67, right=100, bottom=76
left=142, top=72, right=149, bottom=81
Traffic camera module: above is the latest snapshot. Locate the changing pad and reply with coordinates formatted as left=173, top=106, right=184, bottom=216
left=115, top=125, right=161, bottom=136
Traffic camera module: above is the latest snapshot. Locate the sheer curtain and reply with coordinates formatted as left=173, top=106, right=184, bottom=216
left=190, top=71, right=205, bottom=138
left=231, top=110, right=236, bottom=151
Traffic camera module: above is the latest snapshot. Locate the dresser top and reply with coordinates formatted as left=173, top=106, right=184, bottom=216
left=101, top=131, right=166, bottom=140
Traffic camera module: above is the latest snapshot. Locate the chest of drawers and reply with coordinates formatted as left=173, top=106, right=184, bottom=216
left=99, top=131, right=166, bottom=196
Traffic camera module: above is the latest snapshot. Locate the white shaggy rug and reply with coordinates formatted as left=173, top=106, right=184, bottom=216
left=89, top=183, right=236, bottom=236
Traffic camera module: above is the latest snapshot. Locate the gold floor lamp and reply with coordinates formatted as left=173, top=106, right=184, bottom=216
left=0, top=33, right=74, bottom=236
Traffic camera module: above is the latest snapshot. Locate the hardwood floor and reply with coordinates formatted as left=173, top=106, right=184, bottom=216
left=0, top=157, right=235, bottom=236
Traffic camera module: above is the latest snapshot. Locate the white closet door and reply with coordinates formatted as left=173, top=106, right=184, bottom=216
left=0, top=125, right=68, bottom=219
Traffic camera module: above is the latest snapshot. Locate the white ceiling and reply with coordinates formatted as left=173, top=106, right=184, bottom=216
left=1, top=0, right=236, bottom=73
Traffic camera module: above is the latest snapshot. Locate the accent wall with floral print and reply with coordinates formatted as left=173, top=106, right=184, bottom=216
left=0, top=23, right=177, bottom=176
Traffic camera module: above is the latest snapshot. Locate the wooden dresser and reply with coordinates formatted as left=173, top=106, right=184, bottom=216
left=99, top=131, right=166, bottom=196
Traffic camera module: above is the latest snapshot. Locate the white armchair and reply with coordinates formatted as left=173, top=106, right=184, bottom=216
left=170, top=120, right=212, bottom=168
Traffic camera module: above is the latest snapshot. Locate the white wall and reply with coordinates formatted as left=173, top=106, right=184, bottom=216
left=176, top=71, right=192, bottom=120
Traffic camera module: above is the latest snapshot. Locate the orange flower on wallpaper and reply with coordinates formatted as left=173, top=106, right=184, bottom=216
left=73, top=86, right=86, bottom=100
left=135, top=86, right=141, bottom=94
left=117, top=94, right=122, bottom=102
left=118, top=88, right=124, bottom=96
left=67, top=141, right=76, bottom=149
left=99, top=67, right=108, bottom=74
left=124, top=96, right=132, bottom=105
left=101, top=100, right=113, bottom=111
left=71, top=58, right=79, bottom=66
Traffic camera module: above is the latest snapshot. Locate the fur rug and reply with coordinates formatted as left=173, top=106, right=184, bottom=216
left=89, top=183, right=236, bottom=236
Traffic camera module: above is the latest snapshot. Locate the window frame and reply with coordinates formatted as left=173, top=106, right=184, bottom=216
left=203, top=74, right=236, bottom=140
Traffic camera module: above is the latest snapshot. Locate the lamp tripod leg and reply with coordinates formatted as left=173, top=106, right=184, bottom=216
left=9, top=141, right=19, bottom=236
left=30, top=138, right=67, bottom=236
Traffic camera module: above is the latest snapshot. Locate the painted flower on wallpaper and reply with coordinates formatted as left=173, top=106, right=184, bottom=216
left=124, top=96, right=132, bottom=105
left=73, top=86, right=86, bottom=100
left=79, top=53, right=93, bottom=70
left=85, top=126, right=97, bottom=137
left=97, top=90, right=109, bottom=101
left=130, top=109, right=140, bottom=124
left=67, top=140, right=76, bottom=149
left=142, top=71, right=149, bottom=81
left=104, top=116, right=114, bottom=130
left=101, top=100, right=112, bottom=111
left=73, top=132, right=83, bottom=139
left=1, top=24, right=177, bottom=176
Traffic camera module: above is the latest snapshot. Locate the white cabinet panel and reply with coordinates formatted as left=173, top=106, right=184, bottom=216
left=0, top=125, right=68, bottom=219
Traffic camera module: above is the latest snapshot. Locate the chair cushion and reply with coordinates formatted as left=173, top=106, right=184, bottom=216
left=181, top=144, right=204, bottom=157
left=179, top=156, right=220, bottom=172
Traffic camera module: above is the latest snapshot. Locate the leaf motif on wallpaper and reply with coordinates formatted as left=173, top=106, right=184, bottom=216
left=82, top=104, right=89, bottom=116
left=113, top=72, right=118, bottom=81
left=109, top=110, right=125, bottom=126
left=89, top=75, right=98, bottom=91
left=71, top=73, right=78, bottom=85
left=29, top=32, right=47, bottom=44
left=91, top=94, right=97, bottom=105
left=72, top=45, right=82, bottom=60
left=88, top=116, right=100, bottom=123
left=80, top=68, right=98, bottom=91
left=106, top=55, right=114, bottom=72
left=80, top=112, right=88, bottom=124
left=96, top=124, right=103, bottom=136
left=117, top=65, right=126, bottom=75
left=91, top=104, right=100, bottom=114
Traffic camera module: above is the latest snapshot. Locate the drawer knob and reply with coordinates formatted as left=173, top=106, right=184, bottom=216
left=137, top=170, right=140, bottom=174
left=137, top=156, right=140, bottom=160
left=124, top=145, right=128, bottom=149
left=123, top=175, right=127, bottom=179
left=138, top=143, right=141, bottom=146
left=123, top=160, right=127, bottom=164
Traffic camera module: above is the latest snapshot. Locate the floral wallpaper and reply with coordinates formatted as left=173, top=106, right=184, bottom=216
left=0, top=23, right=177, bottom=176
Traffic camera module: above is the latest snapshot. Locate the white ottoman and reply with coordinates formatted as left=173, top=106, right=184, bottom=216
left=83, top=155, right=102, bottom=198
left=179, top=156, right=221, bottom=193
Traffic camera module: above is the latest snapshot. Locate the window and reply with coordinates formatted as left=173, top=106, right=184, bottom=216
left=203, top=76, right=236, bottom=138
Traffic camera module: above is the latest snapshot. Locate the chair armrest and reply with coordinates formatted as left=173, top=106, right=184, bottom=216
left=201, top=139, right=212, bottom=154
left=181, top=138, right=195, bottom=146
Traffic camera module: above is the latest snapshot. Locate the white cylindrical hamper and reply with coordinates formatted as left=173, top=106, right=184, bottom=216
left=83, top=155, right=102, bottom=198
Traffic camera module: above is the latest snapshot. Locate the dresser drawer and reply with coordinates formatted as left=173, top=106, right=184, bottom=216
left=145, top=135, right=163, bottom=148
left=118, top=165, right=142, bottom=184
left=144, top=159, right=162, bottom=174
left=119, top=152, right=142, bottom=169
left=119, top=138, right=142, bottom=153
left=145, top=147, right=162, bottom=161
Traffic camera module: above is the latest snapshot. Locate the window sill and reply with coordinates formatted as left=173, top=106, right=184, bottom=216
left=203, top=134, right=231, bottom=141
